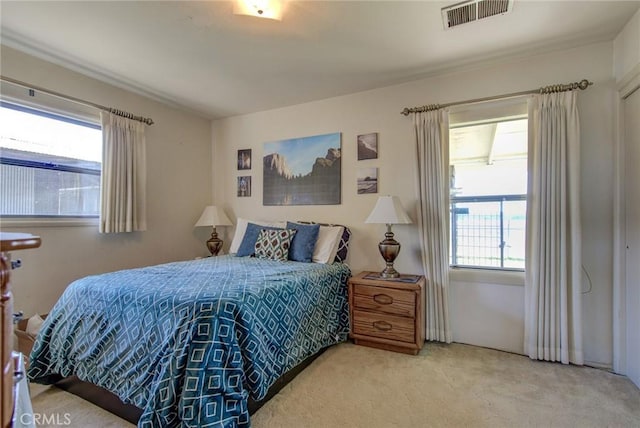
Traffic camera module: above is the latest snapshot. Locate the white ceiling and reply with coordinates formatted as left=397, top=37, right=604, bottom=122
left=1, top=1, right=639, bottom=119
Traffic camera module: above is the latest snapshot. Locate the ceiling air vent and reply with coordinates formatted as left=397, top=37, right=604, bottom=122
left=442, top=0, right=513, bottom=29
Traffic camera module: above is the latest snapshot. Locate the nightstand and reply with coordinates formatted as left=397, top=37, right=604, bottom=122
left=348, top=271, right=425, bottom=355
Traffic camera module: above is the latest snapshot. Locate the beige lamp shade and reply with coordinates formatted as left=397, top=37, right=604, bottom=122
left=195, top=206, right=232, bottom=228
left=365, top=196, right=412, bottom=225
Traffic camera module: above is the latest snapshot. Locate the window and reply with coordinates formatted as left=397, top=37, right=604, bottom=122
left=0, top=101, right=102, bottom=218
left=449, top=111, right=527, bottom=270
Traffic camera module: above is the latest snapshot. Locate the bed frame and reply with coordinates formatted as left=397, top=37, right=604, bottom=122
left=53, top=347, right=327, bottom=424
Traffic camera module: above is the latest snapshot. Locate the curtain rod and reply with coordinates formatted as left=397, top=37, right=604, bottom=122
left=0, top=75, right=154, bottom=125
left=401, top=79, right=592, bottom=116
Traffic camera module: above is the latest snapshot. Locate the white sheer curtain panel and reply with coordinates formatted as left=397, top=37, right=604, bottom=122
left=413, top=109, right=452, bottom=343
left=99, top=112, right=147, bottom=233
left=524, top=91, right=583, bottom=365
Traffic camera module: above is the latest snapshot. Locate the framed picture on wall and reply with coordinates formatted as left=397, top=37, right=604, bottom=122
left=237, top=176, right=251, bottom=197
left=357, top=167, right=378, bottom=194
left=263, top=132, right=341, bottom=205
left=237, top=149, right=252, bottom=170
left=357, top=133, right=378, bottom=160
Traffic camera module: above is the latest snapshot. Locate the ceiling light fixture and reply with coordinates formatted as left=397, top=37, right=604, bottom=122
left=234, top=0, right=283, bottom=20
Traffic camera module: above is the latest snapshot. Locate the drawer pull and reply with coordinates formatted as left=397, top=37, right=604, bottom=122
left=373, top=321, right=393, bottom=331
left=14, top=370, right=24, bottom=384
left=373, top=294, right=393, bottom=305
left=13, top=311, right=23, bottom=324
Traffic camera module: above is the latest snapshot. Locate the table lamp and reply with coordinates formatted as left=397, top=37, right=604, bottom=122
left=365, top=196, right=412, bottom=278
left=194, top=206, right=232, bottom=256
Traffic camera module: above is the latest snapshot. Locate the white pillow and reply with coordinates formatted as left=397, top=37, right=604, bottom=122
left=229, top=218, right=286, bottom=254
left=313, top=225, right=344, bottom=264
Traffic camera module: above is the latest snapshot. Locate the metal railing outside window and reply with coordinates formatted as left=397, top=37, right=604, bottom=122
left=450, top=194, right=526, bottom=270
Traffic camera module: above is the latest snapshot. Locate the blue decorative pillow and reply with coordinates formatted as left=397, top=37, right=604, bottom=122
left=286, top=221, right=320, bottom=263
left=254, top=229, right=297, bottom=261
left=236, top=223, right=284, bottom=257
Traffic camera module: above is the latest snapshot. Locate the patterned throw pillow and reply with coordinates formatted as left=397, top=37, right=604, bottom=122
left=254, top=229, right=297, bottom=261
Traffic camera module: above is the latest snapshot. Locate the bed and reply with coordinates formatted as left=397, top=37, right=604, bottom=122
left=27, top=222, right=351, bottom=427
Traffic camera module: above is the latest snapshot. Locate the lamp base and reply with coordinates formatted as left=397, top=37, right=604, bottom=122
left=206, top=227, right=223, bottom=256
left=378, top=225, right=400, bottom=279
left=379, top=265, right=400, bottom=279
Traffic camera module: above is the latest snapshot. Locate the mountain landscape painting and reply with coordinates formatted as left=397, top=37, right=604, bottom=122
left=263, top=132, right=341, bottom=205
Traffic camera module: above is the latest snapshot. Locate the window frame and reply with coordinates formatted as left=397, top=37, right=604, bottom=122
left=448, top=99, right=529, bottom=272
left=0, top=99, right=102, bottom=224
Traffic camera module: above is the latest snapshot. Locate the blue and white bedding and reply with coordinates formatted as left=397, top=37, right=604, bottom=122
left=28, top=256, right=351, bottom=427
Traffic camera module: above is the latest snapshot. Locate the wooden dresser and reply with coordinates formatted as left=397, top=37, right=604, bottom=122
left=348, top=271, right=425, bottom=355
left=1, top=233, right=41, bottom=428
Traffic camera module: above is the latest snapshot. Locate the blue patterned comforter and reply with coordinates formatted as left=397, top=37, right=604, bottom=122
left=28, top=256, right=351, bottom=427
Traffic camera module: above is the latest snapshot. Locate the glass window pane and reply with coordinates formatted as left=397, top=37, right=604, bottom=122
left=0, top=164, right=100, bottom=216
left=0, top=102, right=101, bottom=217
left=449, top=115, right=527, bottom=270
left=450, top=199, right=526, bottom=269
left=452, top=159, right=527, bottom=197
left=0, top=104, right=101, bottom=163
left=451, top=201, right=503, bottom=268
left=503, top=200, right=526, bottom=269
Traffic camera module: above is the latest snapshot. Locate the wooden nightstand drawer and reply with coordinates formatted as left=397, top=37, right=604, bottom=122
left=348, top=271, right=425, bottom=355
left=352, top=284, right=415, bottom=317
left=352, top=310, right=415, bottom=343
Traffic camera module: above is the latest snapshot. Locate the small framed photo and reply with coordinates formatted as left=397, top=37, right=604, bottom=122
left=237, top=149, right=252, bottom=170
left=237, top=176, right=251, bottom=197
left=357, top=133, right=378, bottom=160
left=357, top=167, right=378, bottom=194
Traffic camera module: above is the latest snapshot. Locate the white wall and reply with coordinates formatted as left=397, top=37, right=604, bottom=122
left=613, top=9, right=640, bottom=83
left=623, top=88, right=640, bottom=388
left=1, top=47, right=213, bottom=318
left=449, top=270, right=525, bottom=355
left=213, top=42, right=617, bottom=366
left=613, top=8, right=640, bottom=385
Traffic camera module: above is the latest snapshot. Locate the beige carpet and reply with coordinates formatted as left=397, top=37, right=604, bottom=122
left=30, top=343, right=640, bottom=427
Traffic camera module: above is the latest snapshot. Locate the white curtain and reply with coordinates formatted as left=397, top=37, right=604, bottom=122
left=413, top=109, right=452, bottom=343
left=524, top=91, right=583, bottom=365
left=99, top=112, right=147, bottom=233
